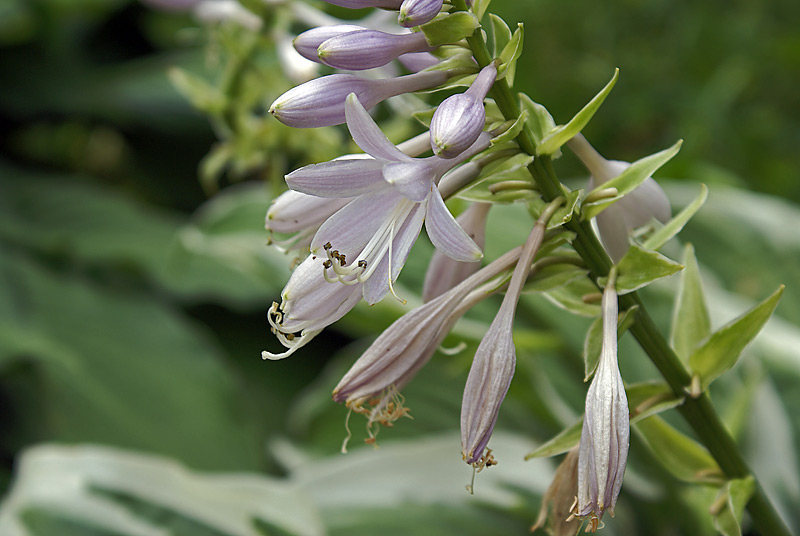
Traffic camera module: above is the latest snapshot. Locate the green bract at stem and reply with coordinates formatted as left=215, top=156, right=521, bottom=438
left=461, top=21, right=791, bottom=536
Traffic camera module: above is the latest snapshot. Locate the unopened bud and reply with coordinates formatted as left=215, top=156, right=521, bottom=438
left=398, top=0, right=443, bottom=27
left=318, top=30, right=431, bottom=71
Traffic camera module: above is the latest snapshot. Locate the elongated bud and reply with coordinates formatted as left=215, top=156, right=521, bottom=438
left=567, top=134, right=671, bottom=262
left=461, top=202, right=552, bottom=465
left=398, top=0, right=443, bottom=27
left=293, top=25, right=364, bottom=63
left=318, top=30, right=432, bottom=71
left=573, top=269, right=629, bottom=531
left=269, top=70, right=448, bottom=128
left=430, top=62, right=497, bottom=158
left=422, top=202, right=490, bottom=301
left=397, top=51, right=440, bottom=72
left=320, top=0, right=402, bottom=8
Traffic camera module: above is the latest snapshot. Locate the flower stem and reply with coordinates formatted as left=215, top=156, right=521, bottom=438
left=464, top=28, right=791, bottom=536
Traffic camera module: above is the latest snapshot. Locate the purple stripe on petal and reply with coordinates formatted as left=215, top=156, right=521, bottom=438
left=425, top=188, right=483, bottom=261
left=286, top=158, right=386, bottom=198
left=383, top=161, right=436, bottom=202
left=311, top=187, right=401, bottom=257
left=318, top=30, right=430, bottom=71
left=398, top=0, right=443, bottom=27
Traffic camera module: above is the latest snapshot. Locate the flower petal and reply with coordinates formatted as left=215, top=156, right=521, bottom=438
left=345, top=93, right=411, bottom=162
left=425, top=188, right=483, bottom=261
left=362, top=201, right=426, bottom=304
left=286, top=158, right=386, bottom=198
left=310, top=187, right=400, bottom=256
left=382, top=160, right=436, bottom=202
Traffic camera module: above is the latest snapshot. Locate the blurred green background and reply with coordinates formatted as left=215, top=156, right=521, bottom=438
left=0, top=0, right=798, bottom=534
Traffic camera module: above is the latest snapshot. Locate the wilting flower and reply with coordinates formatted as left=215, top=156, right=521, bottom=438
left=461, top=209, right=550, bottom=465
left=572, top=269, right=629, bottom=531
left=333, top=246, right=522, bottom=432
left=430, top=62, right=497, bottom=158
left=531, top=448, right=582, bottom=536
left=422, top=202, right=490, bottom=302
left=269, top=70, right=448, bottom=128
left=567, top=133, right=671, bottom=262
left=398, top=0, right=443, bottom=27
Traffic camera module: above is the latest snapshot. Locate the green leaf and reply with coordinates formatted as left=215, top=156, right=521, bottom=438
left=711, top=477, right=755, bottom=536
left=456, top=153, right=538, bottom=204
left=581, top=140, right=683, bottom=220
left=519, top=94, right=557, bottom=149
left=0, top=251, right=263, bottom=471
left=490, top=109, right=528, bottom=146
left=671, top=244, right=711, bottom=363
left=536, top=69, right=619, bottom=156
left=488, top=14, right=511, bottom=57
left=689, top=285, right=785, bottom=392
left=642, top=184, right=708, bottom=251
left=635, top=416, right=724, bottom=484
left=599, top=244, right=684, bottom=295
left=542, top=277, right=602, bottom=318
left=626, top=381, right=684, bottom=424
left=421, top=12, right=480, bottom=47
left=168, top=67, right=226, bottom=115
left=523, top=264, right=587, bottom=293
left=470, top=0, right=491, bottom=21
left=527, top=189, right=582, bottom=230
left=582, top=305, right=639, bottom=380
left=497, top=24, right=523, bottom=85
left=524, top=418, right=582, bottom=459
left=412, top=106, right=437, bottom=127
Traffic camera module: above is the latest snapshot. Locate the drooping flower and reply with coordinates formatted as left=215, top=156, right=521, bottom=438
left=430, top=62, right=497, bottom=158
left=422, top=202, right=490, bottom=302
left=572, top=268, right=629, bottom=531
left=398, top=0, right=443, bottom=27
left=269, top=70, right=448, bottom=128
left=531, top=448, right=582, bottom=536
left=461, top=200, right=559, bottom=465
left=567, top=133, right=671, bottom=262
left=333, top=246, right=522, bottom=433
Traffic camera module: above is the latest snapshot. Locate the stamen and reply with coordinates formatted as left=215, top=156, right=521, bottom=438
left=387, top=219, right=407, bottom=305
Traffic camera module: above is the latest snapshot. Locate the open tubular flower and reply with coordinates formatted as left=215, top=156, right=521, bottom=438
left=269, top=69, right=448, bottom=128
left=460, top=200, right=561, bottom=465
left=265, top=190, right=350, bottom=252
left=572, top=268, right=629, bottom=531
left=317, top=29, right=432, bottom=71
left=567, top=134, right=671, bottom=262
left=284, top=93, right=487, bottom=304
left=430, top=62, right=497, bottom=158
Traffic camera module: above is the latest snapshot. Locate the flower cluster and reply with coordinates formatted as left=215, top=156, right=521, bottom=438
left=258, top=0, right=674, bottom=531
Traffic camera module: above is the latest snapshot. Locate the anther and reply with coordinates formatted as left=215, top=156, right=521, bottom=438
left=323, top=259, right=332, bottom=269
left=323, top=242, right=332, bottom=250
left=358, top=260, right=367, bottom=268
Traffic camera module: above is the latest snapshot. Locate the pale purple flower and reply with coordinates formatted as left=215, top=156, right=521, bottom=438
left=262, top=254, right=364, bottom=360
left=397, top=51, right=440, bottom=72
left=285, top=94, right=487, bottom=305
left=321, top=0, right=403, bottom=8
left=269, top=70, right=448, bottom=128
left=398, top=0, right=443, bottom=27
left=293, top=24, right=365, bottom=63
left=567, top=134, right=671, bottom=262
left=574, top=270, right=629, bottom=529
left=422, top=202, right=490, bottom=302
left=266, top=190, right=350, bottom=252
left=318, top=30, right=432, bottom=71
left=430, top=62, right=497, bottom=158
left=461, top=211, right=548, bottom=465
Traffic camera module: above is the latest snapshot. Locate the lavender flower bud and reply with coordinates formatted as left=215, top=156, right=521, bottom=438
left=422, top=202, right=490, bottom=302
left=293, top=25, right=365, bottom=63
left=567, top=134, right=671, bottom=262
left=269, top=70, right=448, bottom=128
left=430, top=62, right=497, bottom=158
left=320, top=0, right=403, bottom=8
left=573, top=270, right=629, bottom=530
left=398, top=0, right=443, bottom=27
left=397, top=51, right=440, bottom=72
left=317, top=30, right=432, bottom=71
